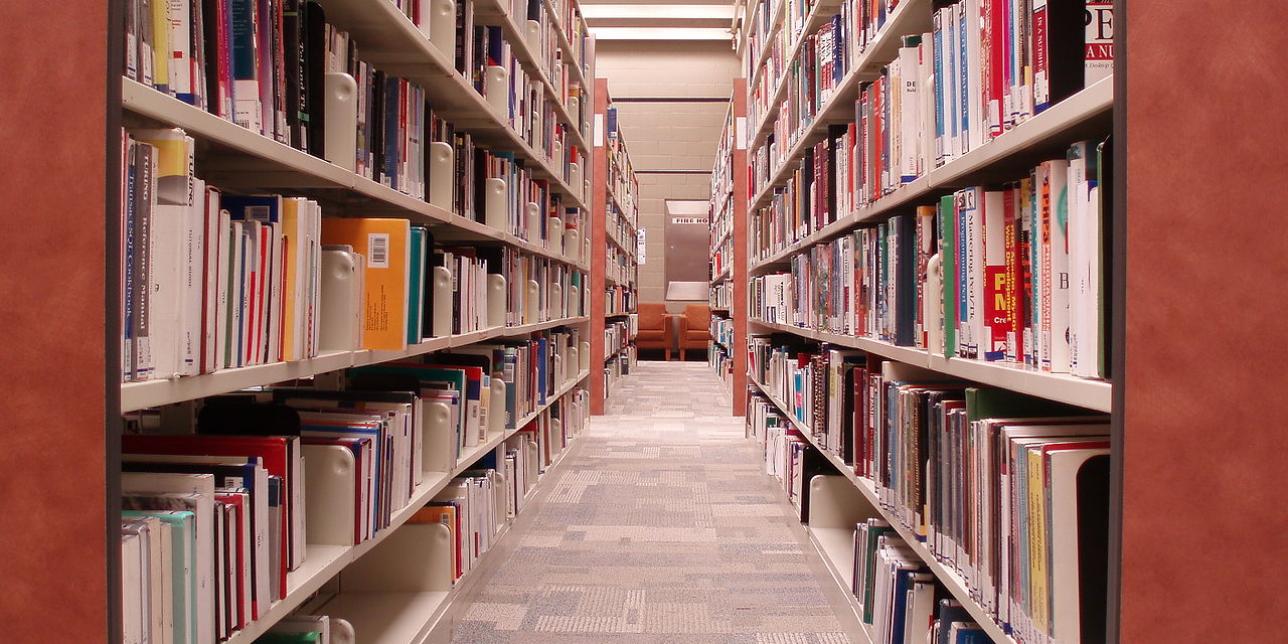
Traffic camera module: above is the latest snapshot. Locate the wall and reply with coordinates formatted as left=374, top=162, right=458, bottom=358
left=594, top=40, right=739, bottom=308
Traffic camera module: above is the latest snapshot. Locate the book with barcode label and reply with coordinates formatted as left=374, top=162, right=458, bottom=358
left=321, top=218, right=411, bottom=351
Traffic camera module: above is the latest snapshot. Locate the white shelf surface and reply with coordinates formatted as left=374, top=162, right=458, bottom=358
left=749, top=377, right=1014, bottom=644
left=222, top=370, right=589, bottom=644
left=122, top=317, right=590, bottom=412
left=747, top=318, right=1110, bottom=411
left=314, top=399, right=586, bottom=644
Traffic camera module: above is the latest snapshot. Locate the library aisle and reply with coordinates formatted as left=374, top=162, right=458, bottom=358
left=450, top=361, right=862, bottom=643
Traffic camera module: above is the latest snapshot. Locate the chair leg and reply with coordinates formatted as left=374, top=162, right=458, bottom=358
left=665, top=349, right=671, bottom=361
left=680, top=348, right=686, bottom=361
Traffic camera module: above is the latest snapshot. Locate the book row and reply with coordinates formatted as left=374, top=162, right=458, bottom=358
left=602, top=349, right=636, bottom=401
left=546, top=0, right=591, bottom=76
left=751, top=0, right=1113, bottom=202
left=746, top=337, right=1110, bottom=644
left=708, top=341, right=735, bottom=389
left=603, top=319, right=634, bottom=363
left=121, top=128, right=591, bottom=383
left=750, top=139, right=1110, bottom=379
left=124, top=0, right=586, bottom=201
left=711, top=238, right=734, bottom=282
left=603, top=104, right=640, bottom=224
left=605, top=286, right=637, bottom=317
left=750, top=406, right=997, bottom=644
left=119, top=353, right=587, bottom=643
left=709, top=282, right=733, bottom=311
left=605, top=243, right=636, bottom=286
left=710, top=316, right=735, bottom=351
left=748, top=0, right=908, bottom=142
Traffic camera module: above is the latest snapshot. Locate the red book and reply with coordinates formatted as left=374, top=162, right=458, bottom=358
left=1003, top=187, right=1024, bottom=363
left=215, top=492, right=247, bottom=630
left=243, top=222, right=258, bottom=365
left=985, top=0, right=1006, bottom=137
left=261, top=225, right=273, bottom=363
left=122, top=434, right=298, bottom=598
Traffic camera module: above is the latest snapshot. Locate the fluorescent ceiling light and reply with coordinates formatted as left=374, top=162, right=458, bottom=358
left=589, top=27, right=733, bottom=40
left=581, top=4, right=735, bottom=19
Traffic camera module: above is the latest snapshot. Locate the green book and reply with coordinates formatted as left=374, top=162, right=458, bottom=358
left=255, top=633, right=320, bottom=643
left=938, top=195, right=956, bottom=357
left=123, top=510, right=195, bottom=644
left=407, top=226, right=427, bottom=344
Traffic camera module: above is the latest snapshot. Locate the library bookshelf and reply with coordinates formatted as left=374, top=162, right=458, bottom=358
left=19, top=0, right=605, bottom=640
left=736, top=0, right=1122, bottom=642
left=590, top=77, right=641, bottom=413
left=708, top=79, right=750, bottom=415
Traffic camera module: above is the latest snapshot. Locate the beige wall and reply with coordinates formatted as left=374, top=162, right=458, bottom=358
left=595, top=40, right=738, bottom=308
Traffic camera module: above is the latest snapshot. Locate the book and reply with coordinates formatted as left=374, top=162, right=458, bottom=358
left=320, top=218, right=412, bottom=351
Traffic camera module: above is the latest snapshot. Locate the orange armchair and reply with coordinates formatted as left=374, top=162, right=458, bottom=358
left=678, top=304, right=711, bottom=361
left=635, top=302, right=673, bottom=360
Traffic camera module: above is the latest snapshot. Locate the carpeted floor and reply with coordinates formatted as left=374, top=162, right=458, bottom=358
left=449, top=361, right=863, bottom=643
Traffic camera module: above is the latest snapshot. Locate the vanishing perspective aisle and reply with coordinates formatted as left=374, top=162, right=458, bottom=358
left=450, top=361, right=862, bottom=643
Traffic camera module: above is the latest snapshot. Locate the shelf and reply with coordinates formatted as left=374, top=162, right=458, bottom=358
left=126, top=0, right=586, bottom=208
left=748, top=77, right=1114, bottom=269
left=711, top=265, right=732, bottom=283
left=748, top=377, right=1013, bottom=644
left=604, top=311, right=635, bottom=319
left=746, top=0, right=787, bottom=92
left=473, top=0, right=589, bottom=153
left=121, top=317, right=591, bottom=412
left=223, top=370, right=589, bottom=644
left=710, top=307, right=731, bottom=314
left=748, top=0, right=845, bottom=146
left=544, top=0, right=588, bottom=88
left=749, top=0, right=930, bottom=202
left=122, top=80, right=590, bottom=273
left=747, top=318, right=1111, bottom=411
left=318, top=0, right=586, bottom=206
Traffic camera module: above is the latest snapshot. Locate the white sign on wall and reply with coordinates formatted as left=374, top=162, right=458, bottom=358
left=670, top=217, right=708, bottom=225
left=637, top=229, right=646, bottom=264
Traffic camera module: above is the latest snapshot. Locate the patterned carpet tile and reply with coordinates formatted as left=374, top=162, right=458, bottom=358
left=450, top=362, right=857, bottom=643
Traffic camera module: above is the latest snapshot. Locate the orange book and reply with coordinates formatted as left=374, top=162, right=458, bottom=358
left=321, top=218, right=410, bottom=350
left=409, top=505, right=459, bottom=579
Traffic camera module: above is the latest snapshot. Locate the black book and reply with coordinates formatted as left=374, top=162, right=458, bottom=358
left=303, top=0, right=326, bottom=157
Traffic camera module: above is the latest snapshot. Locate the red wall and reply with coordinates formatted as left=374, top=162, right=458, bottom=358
left=0, top=3, right=111, bottom=641
left=1122, top=2, right=1288, bottom=640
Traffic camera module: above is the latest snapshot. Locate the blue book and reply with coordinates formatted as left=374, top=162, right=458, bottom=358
left=384, top=77, right=400, bottom=188
left=935, top=600, right=972, bottom=644
left=536, top=336, right=549, bottom=404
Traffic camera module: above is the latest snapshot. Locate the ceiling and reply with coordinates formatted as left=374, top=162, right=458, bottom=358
left=581, top=1, right=740, bottom=41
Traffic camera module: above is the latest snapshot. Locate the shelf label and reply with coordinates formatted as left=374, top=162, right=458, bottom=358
left=735, top=117, right=747, bottom=150
left=637, top=229, right=646, bottom=264
left=594, top=114, right=605, bottom=147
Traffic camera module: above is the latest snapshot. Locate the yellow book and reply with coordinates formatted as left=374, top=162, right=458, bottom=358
left=152, top=0, right=169, bottom=92
left=1028, top=445, right=1048, bottom=638
left=281, top=199, right=300, bottom=361
left=321, top=218, right=410, bottom=350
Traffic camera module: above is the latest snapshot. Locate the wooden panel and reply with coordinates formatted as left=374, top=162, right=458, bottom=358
left=730, top=78, right=748, bottom=415
left=0, top=2, right=112, bottom=642
left=1121, top=2, right=1288, bottom=641
left=590, top=78, right=610, bottom=414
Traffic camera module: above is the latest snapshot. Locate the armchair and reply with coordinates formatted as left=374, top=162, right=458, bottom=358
left=678, top=304, right=711, bottom=361
left=634, top=302, right=673, bottom=360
